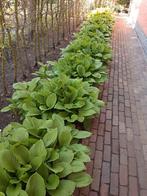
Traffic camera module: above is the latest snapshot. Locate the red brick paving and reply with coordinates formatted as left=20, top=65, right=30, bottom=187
left=74, top=16, right=147, bottom=196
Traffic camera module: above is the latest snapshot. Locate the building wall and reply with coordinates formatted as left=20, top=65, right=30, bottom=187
left=129, top=0, right=147, bottom=54
left=137, top=0, right=147, bottom=36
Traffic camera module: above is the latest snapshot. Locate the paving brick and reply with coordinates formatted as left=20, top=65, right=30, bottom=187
left=113, top=115, right=119, bottom=126
left=105, top=120, right=112, bottom=132
left=119, top=122, right=126, bottom=133
left=94, top=150, right=102, bottom=169
left=128, top=157, right=137, bottom=176
left=126, top=117, right=132, bottom=128
left=112, top=139, right=119, bottom=154
left=120, top=133, right=127, bottom=148
left=119, top=103, right=125, bottom=112
left=110, top=173, right=119, bottom=196
left=91, top=168, right=101, bottom=192
left=104, top=132, right=111, bottom=145
left=79, top=186, right=90, bottom=196
left=87, top=161, right=93, bottom=176
left=119, top=111, right=125, bottom=123
left=119, top=186, right=128, bottom=196
left=96, top=136, right=103, bottom=151
left=106, top=110, right=112, bottom=119
left=100, top=113, right=106, bottom=123
left=89, top=142, right=96, bottom=160
left=127, top=142, right=135, bottom=157
left=112, top=126, right=119, bottom=139
left=98, top=123, right=105, bottom=136
left=129, top=176, right=139, bottom=196
left=120, top=165, right=128, bottom=186
left=120, top=148, right=128, bottom=165
left=140, top=190, right=147, bottom=196
left=90, top=133, right=97, bottom=142
left=101, top=162, right=110, bottom=184
left=103, top=145, right=111, bottom=162
left=100, top=184, right=109, bottom=196
left=89, top=191, right=98, bottom=196
left=127, top=128, right=133, bottom=141
left=111, top=154, right=119, bottom=173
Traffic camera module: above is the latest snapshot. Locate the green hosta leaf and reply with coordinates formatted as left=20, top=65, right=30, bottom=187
left=43, top=128, right=58, bottom=147
left=71, top=144, right=90, bottom=153
left=71, top=160, right=86, bottom=172
left=58, top=162, right=72, bottom=178
left=12, top=145, right=30, bottom=165
left=26, top=173, right=46, bottom=196
left=11, top=128, right=28, bottom=143
left=12, top=91, right=29, bottom=100
left=19, top=190, right=28, bottom=196
left=0, top=166, right=10, bottom=192
left=38, top=163, right=49, bottom=180
left=93, top=72, right=101, bottom=78
left=95, top=53, right=103, bottom=57
left=59, top=148, right=74, bottom=163
left=30, top=140, right=47, bottom=169
left=48, top=163, right=64, bottom=174
left=1, top=105, right=14, bottom=112
left=73, top=131, right=91, bottom=139
left=52, top=114, right=64, bottom=130
left=58, top=129, right=72, bottom=147
left=46, top=93, right=57, bottom=109
left=49, top=180, right=75, bottom=196
left=95, top=60, right=103, bottom=69
left=0, top=192, right=5, bottom=196
left=23, top=117, right=42, bottom=137
left=68, top=172, right=92, bottom=187
left=17, top=165, right=32, bottom=182
left=28, top=78, right=40, bottom=91
left=13, top=82, right=27, bottom=90
left=6, top=184, right=21, bottom=196
left=103, top=53, right=112, bottom=60
left=77, top=65, right=85, bottom=77
left=0, top=149, right=19, bottom=172
left=47, top=148, right=59, bottom=162
left=46, top=174, right=59, bottom=190
left=76, top=151, right=91, bottom=163
left=79, top=109, right=96, bottom=117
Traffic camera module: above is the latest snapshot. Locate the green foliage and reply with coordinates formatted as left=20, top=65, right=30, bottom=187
left=2, top=75, right=104, bottom=122
left=0, top=114, right=92, bottom=196
left=53, top=52, right=107, bottom=84
left=0, top=11, right=114, bottom=195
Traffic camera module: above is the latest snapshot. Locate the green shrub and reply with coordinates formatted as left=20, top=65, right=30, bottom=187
left=53, top=52, right=107, bottom=84
left=0, top=114, right=92, bottom=196
left=2, top=75, right=104, bottom=122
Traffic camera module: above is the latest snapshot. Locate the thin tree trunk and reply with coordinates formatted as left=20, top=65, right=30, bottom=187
left=0, top=0, right=7, bottom=94
left=50, top=0, right=55, bottom=49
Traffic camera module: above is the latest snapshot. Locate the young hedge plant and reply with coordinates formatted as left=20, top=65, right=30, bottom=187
left=1, top=75, right=104, bottom=123
left=0, top=114, right=92, bottom=196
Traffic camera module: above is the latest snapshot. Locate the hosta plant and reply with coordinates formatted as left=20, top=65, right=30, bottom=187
left=0, top=114, right=92, bottom=196
left=1, top=75, right=104, bottom=122
left=61, top=35, right=112, bottom=64
left=53, top=51, right=107, bottom=84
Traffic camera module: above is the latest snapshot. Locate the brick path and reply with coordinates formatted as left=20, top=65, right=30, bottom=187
left=74, top=16, right=147, bottom=196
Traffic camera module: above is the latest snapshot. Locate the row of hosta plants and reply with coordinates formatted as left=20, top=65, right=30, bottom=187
left=0, top=11, right=114, bottom=196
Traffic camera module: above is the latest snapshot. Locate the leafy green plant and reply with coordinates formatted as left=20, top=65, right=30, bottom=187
left=53, top=51, right=107, bottom=84
left=0, top=114, right=92, bottom=196
left=61, top=35, right=112, bottom=63
left=2, top=75, right=104, bottom=122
